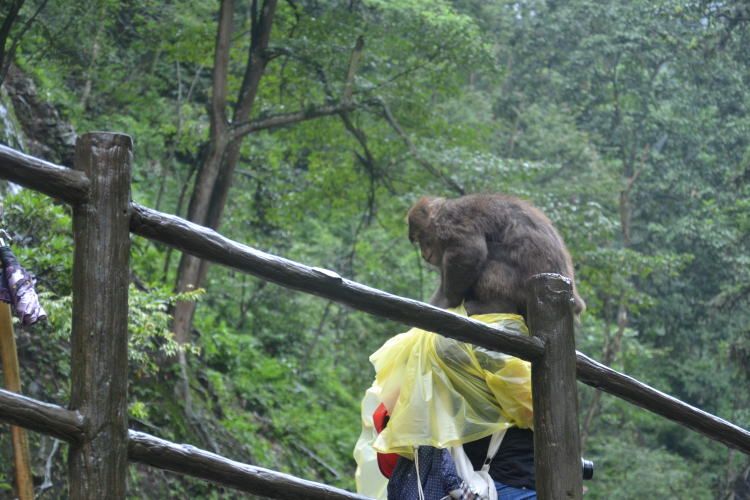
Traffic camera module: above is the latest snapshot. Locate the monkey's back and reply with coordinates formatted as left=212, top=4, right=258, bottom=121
left=435, top=193, right=584, bottom=314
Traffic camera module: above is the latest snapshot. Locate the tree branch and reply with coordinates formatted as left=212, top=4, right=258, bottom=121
left=300, top=302, right=333, bottom=369
left=508, top=105, right=523, bottom=158
left=225, top=101, right=359, bottom=141
left=351, top=49, right=442, bottom=97
left=266, top=46, right=333, bottom=98
left=289, top=441, right=341, bottom=480
left=342, top=36, right=364, bottom=103
left=235, top=0, right=278, bottom=121
left=210, top=0, right=234, bottom=134
left=0, top=0, right=24, bottom=69
left=376, top=99, right=465, bottom=195
left=38, top=438, right=61, bottom=495
left=625, top=144, right=649, bottom=197
left=340, top=113, right=376, bottom=171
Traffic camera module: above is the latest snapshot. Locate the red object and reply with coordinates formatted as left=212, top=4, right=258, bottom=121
left=373, top=403, right=399, bottom=478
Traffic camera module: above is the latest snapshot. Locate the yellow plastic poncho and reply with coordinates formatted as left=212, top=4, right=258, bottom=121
left=354, top=304, right=533, bottom=499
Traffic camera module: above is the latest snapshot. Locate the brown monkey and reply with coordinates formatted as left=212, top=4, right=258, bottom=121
left=407, top=193, right=585, bottom=319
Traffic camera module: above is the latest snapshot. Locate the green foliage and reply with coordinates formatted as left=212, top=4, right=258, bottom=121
left=3, top=0, right=750, bottom=498
left=3, top=189, right=73, bottom=296
left=46, top=283, right=203, bottom=375
left=127, top=285, right=203, bottom=373
left=585, top=434, right=714, bottom=499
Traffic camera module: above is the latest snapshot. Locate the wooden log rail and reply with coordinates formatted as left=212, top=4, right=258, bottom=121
left=129, top=203, right=544, bottom=360
left=129, top=432, right=371, bottom=500
left=0, top=389, right=370, bottom=500
left=0, top=144, right=89, bottom=205
left=0, top=388, right=84, bottom=443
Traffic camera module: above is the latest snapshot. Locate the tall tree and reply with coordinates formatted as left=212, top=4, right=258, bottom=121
left=172, top=0, right=351, bottom=346
left=0, top=0, right=49, bottom=85
left=170, top=0, right=489, bottom=350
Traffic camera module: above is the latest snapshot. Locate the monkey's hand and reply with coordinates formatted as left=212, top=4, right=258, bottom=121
left=464, top=300, right=482, bottom=316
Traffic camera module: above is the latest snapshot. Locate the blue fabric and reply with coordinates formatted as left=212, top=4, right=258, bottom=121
left=494, top=481, right=536, bottom=500
left=387, top=447, right=463, bottom=500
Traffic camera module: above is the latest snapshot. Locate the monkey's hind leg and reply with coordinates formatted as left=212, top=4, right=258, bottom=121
left=470, top=260, right=523, bottom=316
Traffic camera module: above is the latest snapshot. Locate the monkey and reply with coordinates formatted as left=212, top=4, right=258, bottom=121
left=407, top=193, right=585, bottom=319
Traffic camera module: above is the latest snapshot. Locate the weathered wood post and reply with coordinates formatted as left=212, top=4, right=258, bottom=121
left=69, top=133, right=132, bottom=499
left=527, top=273, right=582, bottom=500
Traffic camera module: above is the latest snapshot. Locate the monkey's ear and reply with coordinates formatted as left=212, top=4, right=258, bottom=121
left=418, top=195, right=441, bottom=210
left=428, top=196, right=447, bottom=213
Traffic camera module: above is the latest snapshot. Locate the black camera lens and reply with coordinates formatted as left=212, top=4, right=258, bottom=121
left=582, top=459, right=594, bottom=480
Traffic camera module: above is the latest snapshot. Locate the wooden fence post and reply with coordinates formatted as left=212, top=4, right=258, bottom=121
left=69, top=133, right=132, bottom=499
left=527, top=273, right=582, bottom=500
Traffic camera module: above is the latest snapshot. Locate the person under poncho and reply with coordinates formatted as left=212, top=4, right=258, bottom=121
left=354, top=304, right=533, bottom=499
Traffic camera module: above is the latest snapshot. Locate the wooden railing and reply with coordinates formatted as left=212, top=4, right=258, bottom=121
left=0, top=133, right=747, bottom=499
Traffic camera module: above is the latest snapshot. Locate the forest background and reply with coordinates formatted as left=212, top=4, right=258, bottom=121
left=0, top=0, right=749, bottom=498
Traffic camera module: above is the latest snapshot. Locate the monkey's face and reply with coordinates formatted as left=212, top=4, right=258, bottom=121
left=418, top=238, right=441, bottom=266
left=407, top=195, right=445, bottom=267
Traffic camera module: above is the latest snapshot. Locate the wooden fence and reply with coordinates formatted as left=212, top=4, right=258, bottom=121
left=0, top=132, right=747, bottom=499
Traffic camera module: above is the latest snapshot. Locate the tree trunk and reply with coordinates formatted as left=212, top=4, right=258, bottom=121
left=580, top=143, right=648, bottom=453
left=169, top=0, right=376, bottom=352
left=580, top=299, right=627, bottom=453
left=172, top=0, right=277, bottom=345
left=0, top=1, right=25, bottom=80
left=79, top=2, right=107, bottom=109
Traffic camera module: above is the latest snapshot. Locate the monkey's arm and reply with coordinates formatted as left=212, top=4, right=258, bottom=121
left=428, top=287, right=451, bottom=308
left=440, top=235, right=488, bottom=307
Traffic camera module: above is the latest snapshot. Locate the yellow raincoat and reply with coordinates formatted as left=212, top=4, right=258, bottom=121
left=354, top=304, right=533, bottom=498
